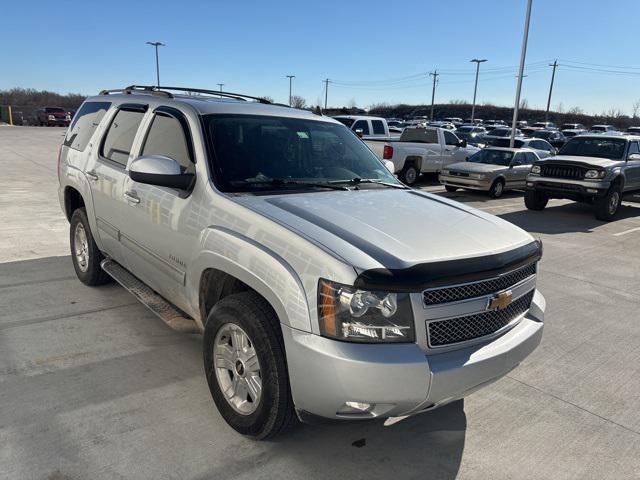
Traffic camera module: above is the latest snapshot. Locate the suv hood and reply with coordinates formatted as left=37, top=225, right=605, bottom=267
left=539, top=155, right=619, bottom=168
left=233, top=189, right=533, bottom=272
left=448, top=162, right=506, bottom=174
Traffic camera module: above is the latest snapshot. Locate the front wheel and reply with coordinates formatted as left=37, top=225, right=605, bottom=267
left=400, top=164, right=419, bottom=186
left=444, top=185, right=458, bottom=193
left=524, top=190, right=549, bottom=210
left=203, top=292, right=295, bottom=439
left=488, top=179, right=505, bottom=198
left=69, top=208, right=111, bottom=286
left=594, top=186, right=621, bottom=221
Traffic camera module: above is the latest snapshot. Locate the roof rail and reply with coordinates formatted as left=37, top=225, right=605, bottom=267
left=100, top=85, right=278, bottom=105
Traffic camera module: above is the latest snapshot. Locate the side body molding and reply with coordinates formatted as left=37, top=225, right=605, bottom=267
left=187, top=226, right=311, bottom=332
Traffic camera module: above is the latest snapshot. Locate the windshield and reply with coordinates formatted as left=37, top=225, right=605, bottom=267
left=45, top=107, right=66, bottom=113
left=489, top=128, right=516, bottom=137
left=532, top=131, right=551, bottom=139
left=468, top=149, right=514, bottom=166
left=334, top=117, right=354, bottom=128
left=489, top=138, right=524, bottom=148
left=205, top=114, right=399, bottom=192
left=558, top=137, right=626, bottom=159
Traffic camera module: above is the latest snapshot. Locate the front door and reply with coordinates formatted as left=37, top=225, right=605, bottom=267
left=120, top=107, right=197, bottom=311
left=625, top=141, right=640, bottom=190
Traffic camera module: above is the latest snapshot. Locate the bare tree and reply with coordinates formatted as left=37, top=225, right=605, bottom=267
left=348, top=98, right=357, bottom=109
left=556, top=102, right=564, bottom=114
left=448, top=99, right=468, bottom=105
left=567, top=106, right=583, bottom=115
left=519, top=98, right=529, bottom=110
left=632, top=99, right=640, bottom=118
left=290, top=95, right=306, bottom=109
left=261, top=96, right=274, bottom=103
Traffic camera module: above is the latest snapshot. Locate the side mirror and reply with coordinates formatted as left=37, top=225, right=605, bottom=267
left=627, top=153, right=640, bottom=161
left=354, top=128, right=364, bottom=138
left=129, top=155, right=194, bottom=190
left=458, top=139, right=467, bottom=148
left=383, top=160, right=395, bottom=173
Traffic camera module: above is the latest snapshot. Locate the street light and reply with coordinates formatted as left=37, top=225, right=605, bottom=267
left=510, top=0, right=533, bottom=148
left=470, top=59, right=487, bottom=123
left=146, top=41, right=165, bottom=87
left=286, top=75, right=295, bottom=106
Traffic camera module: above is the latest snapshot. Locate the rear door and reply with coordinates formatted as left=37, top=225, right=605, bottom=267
left=507, top=152, right=534, bottom=187
left=371, top=119, right=387, bottom=137
left=120, top=106, right=197, bottom=308
left=625, top=141, right=640, bottom=190
left=86, top=104, right=147, bottom=261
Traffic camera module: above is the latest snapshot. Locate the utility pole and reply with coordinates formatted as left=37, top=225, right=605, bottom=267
left=429, top=70, right=439, bottom=121
left=545, top=60, right=558, bottom=121
left=510, top=0, right=532, bottom=148
left=324, top=78, right=330, bottom=111
left=217, top=83, right=224, bottom=92
left=146, top=41, right=165, bottom=87
left=470, top=59, right=487, bottom=123
left=286, top=75, right=295, bottom=106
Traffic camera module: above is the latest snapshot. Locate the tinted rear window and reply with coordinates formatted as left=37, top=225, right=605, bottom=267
left=400, top=128, right=438, bottom=143
left=64, top=101, right=111, bottom=151
left=334, top=117, right=354, bottom=127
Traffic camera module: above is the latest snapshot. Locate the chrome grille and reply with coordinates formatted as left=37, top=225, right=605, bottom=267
left=427, top=290, right=535, bottom=347
left=541, top=164, right=585, bottom=180
left=423, top=263, right=536, bottom=306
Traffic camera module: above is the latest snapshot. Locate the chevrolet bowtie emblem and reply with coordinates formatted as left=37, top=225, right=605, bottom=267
left=488, top=290, right=513, bottom=311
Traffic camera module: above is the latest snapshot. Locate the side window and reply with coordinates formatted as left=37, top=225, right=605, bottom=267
left=371, top=120, right=386, bottom=135
left=142, top=113, right=194, bottom=173
left=524, top=152, right=537, bottom=164
left=64, top=101, right=111, bottom=151
left=101, top=109, right=145, bottom=166
left=627, top=142, right=639, bottom=156
left=511, top=153, right=524, bottom=165
left=352, top=120, right=370, bottom=135
left=444, top=130, right=459, bottom=146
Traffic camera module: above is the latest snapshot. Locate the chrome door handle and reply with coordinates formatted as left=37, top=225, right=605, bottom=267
left=123, top=191, right=140, bottom=204
left=86, top=171, right=99, bottom=181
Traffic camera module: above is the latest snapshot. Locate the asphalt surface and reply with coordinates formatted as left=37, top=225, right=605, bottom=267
left=2, top=126, right=640, bottom=480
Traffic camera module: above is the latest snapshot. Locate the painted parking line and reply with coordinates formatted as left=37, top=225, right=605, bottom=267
left=613, top=226, right=640, bottom=237
left=479, top=202, right=525, bottom=209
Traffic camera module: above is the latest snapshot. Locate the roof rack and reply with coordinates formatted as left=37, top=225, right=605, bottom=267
left=99, top=85, right=278, bottom=105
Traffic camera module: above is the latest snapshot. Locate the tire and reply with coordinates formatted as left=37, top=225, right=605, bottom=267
left=69, top=208, right=111, bottom=286
left=524, top=190, right=549, bottom=210
left=594, top=185, right=622, bottom=221
left=445, top=185, right=458, bottom=193
left=488, top=178, right=505, bottom=198
left=400, top=164, right=419, bottom=186
left=203, top=292, right=295, bottom=439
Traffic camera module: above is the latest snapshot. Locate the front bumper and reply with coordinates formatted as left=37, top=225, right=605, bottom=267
left=526, top=175, right=610, bottom=198
left=439, top=173, right=492, bottom=191
left=284, top=290, right=545, bottom=420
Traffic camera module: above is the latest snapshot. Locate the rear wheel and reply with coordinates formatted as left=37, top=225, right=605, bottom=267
left=524, top=190, right=549, bottom=210
left=400, top=164, right=419, bottom=186
left=203, top=292, right=295, bottom=439
left=444, top=185, right=458, bottom=193
left=69, top=208, right=111, bottom=286
left=488, top=179, right=505, bottom=198
left=594, top=185, right=622, bottom=221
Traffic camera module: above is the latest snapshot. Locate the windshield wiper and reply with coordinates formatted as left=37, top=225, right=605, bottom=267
left=329, top=178, right=409, bottom=189
left=240, top=178, right=351, bottom=191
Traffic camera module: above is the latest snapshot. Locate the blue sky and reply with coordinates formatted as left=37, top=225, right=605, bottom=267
left=3, top=0, right=640, bottom=114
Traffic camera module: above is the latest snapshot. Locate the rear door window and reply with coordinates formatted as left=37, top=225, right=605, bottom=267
left=64, top=101, right=111, bottom=151
left=444, top=130, right=459, bottom=145
left=141, top=112, right=194, bottom=174
left=101, top=108, right=145, bottom=166
left=352, top=120, right=370, bottom=135
left=371, top=120, right=386, bottom=135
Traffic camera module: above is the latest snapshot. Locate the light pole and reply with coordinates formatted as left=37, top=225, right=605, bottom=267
left=286, top=75, right=295, bottom=106
left=510, top=0, right=532, bottom=148
left=146, top=41, right=165, bottom=87
left=217, top=83, right=224, bottom=96
left=470, top=59, right=487, bottom=123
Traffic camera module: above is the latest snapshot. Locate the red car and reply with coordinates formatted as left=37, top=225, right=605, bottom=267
left=37, top=107, right=71, bottom=127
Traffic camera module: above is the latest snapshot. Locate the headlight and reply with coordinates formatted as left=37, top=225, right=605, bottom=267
left=469, top=173, right=485, bottom=180
left=48, top=115, right=55, bottom=120
left=584, top=169, right=605, bottom=179
left=531, top=165, right=541, bottom=174
left=441, top=169, right=449, bottom=175
left=318, top=279, right=415, bottom=343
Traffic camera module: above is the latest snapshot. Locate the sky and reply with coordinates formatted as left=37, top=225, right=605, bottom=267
left=3, top=0, right=640, bottom=115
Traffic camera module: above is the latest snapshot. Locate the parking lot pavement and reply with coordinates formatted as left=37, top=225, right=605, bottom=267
left=2, top=127, right=640, bottom=480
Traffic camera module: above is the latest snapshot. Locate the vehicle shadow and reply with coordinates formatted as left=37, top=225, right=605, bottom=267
left=498, top=201, right=640, bottom=234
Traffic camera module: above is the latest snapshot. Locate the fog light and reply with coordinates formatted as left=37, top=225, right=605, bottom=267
left=527, top=182, right=534, bottom=187
left=337, top=401, right=374, bottom=415
left=586, top=188, right=598, bottom=194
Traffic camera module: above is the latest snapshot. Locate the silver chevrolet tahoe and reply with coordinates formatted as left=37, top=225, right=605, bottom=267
left=525, top=134, right=640, bottom=221
left=58, top=85, right=545, bottom=439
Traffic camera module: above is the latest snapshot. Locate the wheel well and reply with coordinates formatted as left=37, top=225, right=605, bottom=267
left=493, top=176, right=505, bottom=185
left=199, top=269, right=255, bottom=325
left=612, top=175, right=624, bottom=189
left=404, top=156, right=422, bottom=170
left=64, top=187, right=85, bottom=221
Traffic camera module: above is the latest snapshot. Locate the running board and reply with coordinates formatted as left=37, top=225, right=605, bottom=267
left=101, top=258, right=200, bottom=334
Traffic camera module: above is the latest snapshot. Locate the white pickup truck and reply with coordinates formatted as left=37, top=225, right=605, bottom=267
left=333, top=115, right=399, bottom=140
left=365, top=127, right=480, bottom=185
